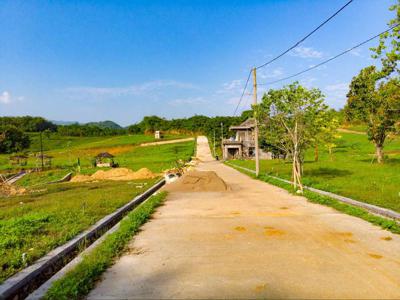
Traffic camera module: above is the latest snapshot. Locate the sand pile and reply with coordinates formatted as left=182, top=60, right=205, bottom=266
left=0, top=183, right=26, bottom=197
left=71, top=168, right=157, bottom=182
left=164, top=170, right=227, bottom=192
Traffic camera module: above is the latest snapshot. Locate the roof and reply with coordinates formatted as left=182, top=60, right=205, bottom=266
left=36, top=154, right=53, bottom=159
left=95, top=152, right=114, bottom=158
left=229, top=118, right=255, bottom=130
left=10, top=155, right=28, bottom=160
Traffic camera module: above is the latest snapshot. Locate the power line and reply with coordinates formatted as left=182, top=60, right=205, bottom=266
left=233, top=70, right=252, bottom=116
left=255, top=0, right=353, bottom=70
left=233, top=0, right=353, bottom=115
left=259, top=23, right=400, bottom=86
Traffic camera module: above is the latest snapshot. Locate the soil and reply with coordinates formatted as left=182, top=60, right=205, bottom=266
left=71, top=167, right=158, bottom=182
left=164, top=170, right=227, bottom=192
left=0, top=183, right=26, bottom=196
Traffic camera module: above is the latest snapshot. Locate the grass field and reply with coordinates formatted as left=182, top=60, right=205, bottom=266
left=230, top=132, right=400, bottom=213
left=0, top=135, right=195, bottom=283
left=0, top=179, right=157, bottom=283
left=0, top=133, right=188, bottom=171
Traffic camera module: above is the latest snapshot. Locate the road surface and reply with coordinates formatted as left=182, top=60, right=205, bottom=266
left=88, top=136, right=400, bottom=299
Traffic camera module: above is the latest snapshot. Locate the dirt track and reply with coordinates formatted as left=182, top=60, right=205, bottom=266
left=140, top=137, right=194, bottom=147
left=88, top=136, right=400, bottom=299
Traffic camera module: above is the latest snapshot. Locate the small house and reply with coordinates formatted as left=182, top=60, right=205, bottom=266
left=95, top=152, right=115, bottom=167
left=154, top=131, right=163, bottom=139
left=10, top=155, right=28, bottom=166
left=36, top=154, right=53, bottom=168
left=222, top=118, right=272, bottom=160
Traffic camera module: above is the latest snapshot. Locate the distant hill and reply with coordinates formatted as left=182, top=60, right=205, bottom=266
left=51, top=120, right=79, bottom=126
left=85, top=120, right=123, bottom=129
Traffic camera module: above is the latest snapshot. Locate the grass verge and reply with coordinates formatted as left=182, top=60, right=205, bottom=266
left=44, top=191, right=167, bottom=300
left=227, top=163, right=400, bottom=235
left=230, top=132, right=400, bottom=212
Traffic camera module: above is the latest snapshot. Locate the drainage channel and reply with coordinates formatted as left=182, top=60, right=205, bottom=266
left=0, top=179, right=165, bottom=300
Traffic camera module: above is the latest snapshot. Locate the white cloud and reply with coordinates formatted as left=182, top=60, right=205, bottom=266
left=64, top=80, right=197, bottom=99
left=298, top=77, right=318, bottom=89
left=168, top=97, right=207, bottom=106
left=324, top=82, right=349, bottom=108
left=349, top=48, right=362, bottom=57
left=258, top=68, right=284, bottom=80
left=219, top=79, right=242, bottom=93
left=0, top=91, right=11, bottom=104
left=308, top=64, right=327, bottom=71
left=290, top=46, right=323, bottom=59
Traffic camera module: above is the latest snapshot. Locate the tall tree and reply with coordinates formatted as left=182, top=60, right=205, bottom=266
left=0, top=126, right=30, bottom=154
left=370, top=0, right=400, bottom=78
left=345, top=66, right=400, bottom=163
left=259, top=82, right=334, bottom=191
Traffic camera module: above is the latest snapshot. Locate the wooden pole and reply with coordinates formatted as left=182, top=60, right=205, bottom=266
left=213, top=128, right=216, bottom=157
left=40, top=131, right=44, bottom=170
left=221, top=122, right=224, bottom=160
left=253, top=67, right=260, bottom=177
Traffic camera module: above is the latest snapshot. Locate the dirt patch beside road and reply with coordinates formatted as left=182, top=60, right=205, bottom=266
left=71, top=168, right=158, bottom=182
left=164, top=170, right=227, bottom=192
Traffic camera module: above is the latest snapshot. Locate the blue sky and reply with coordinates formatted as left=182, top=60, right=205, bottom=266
left=0, top=0, right=394, bottom=125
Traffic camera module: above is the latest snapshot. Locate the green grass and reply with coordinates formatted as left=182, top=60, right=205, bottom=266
left=230, top=132, right=400, bottom=213
left=0, top=179, right=159, bottom=283
left=228, top=164, right=400, bottom=235
left=342, top=123, right=367, bottom=133
left=44, top=192, right=167, bottom=300
left=117, top=141, right=195, bottom=172
left=0, top=138, right=195, bottom=283
left=0, top=133, right=190, bottom=171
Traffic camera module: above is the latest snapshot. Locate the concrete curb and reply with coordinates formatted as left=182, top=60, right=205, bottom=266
left=0, top=179, right=165, bottom=300
left=225, top=162, right=400, bottom=221
left=26, top=220, right=122, bottom=300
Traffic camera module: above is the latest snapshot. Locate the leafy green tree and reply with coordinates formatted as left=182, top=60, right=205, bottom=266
left=0, top=116, right=56, bottom=132
left=0, top=126, right=30, bottom=154
left=259, top=82, right=334, bottom=191
left=345, top=66, right=400, bottom=163
left=370, top=0, right=400, bottom=78
left=312, top=109, right=341, bottom=162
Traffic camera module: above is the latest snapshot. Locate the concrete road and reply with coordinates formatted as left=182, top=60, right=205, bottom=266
left=88, top=136, right=400, bottom=299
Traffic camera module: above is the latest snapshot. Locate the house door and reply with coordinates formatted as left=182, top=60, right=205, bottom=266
left=228, top=148, right=239, bottom=159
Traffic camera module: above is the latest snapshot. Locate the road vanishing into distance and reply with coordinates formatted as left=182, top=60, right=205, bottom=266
left=88, top=136, right=400, bottom=299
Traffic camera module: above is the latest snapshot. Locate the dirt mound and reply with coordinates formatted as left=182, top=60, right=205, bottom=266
left=0, top=183, right=26, bottom=197
left=71, top=168, right=158, bottom=182
left=164, top=170, right=227, bottom=192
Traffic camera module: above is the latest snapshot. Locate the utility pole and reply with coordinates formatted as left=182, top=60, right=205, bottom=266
left=40, top=131, right=44, bottom=170
left=253, top=67, right=260, bottom=177
left=221, top=122, right=224, bottom=160
left=213, top=128, right=216, bottom=157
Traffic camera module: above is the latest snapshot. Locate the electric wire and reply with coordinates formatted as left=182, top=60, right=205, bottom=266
left=258, top=23, right=400, bottom=86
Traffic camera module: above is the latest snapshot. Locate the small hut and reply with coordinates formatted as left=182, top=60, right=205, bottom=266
left=154, top=130, right=163, bottom=139
left=36, top=154, right=53, bottom=168
left=10, top=155, right=28, bottom=166
left=95, top=152, right=115, bottom=167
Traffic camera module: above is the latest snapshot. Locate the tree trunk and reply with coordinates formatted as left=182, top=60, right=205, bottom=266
left=328, top=147, right=333, bottom=161
left=314, top=144, right=319, bottom=162
left=376, top=144, right=384, bottom=164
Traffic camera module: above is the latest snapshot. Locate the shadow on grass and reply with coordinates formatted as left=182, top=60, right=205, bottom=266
left=358, top=157, right=400, bottom=165
left=304, top=167, right=352, bottom=179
